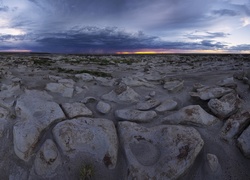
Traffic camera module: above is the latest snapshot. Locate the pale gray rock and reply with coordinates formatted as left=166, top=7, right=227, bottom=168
left=217, top=77, right=237, bottom=88
left=118, top=121, right=204, bottom=180
left=75, top=73, right=94, bottom=81
left=34, top=139, right=61, bottom=177
left=237, top=125, right=250, bottom=158
left=0, top=118, right=7, bottom=138
left=163, top=105, right=218, bottom=126
left=46, top=83, right=74, bottom=98
left=58, top=78, right=75, bottom=88
left=53, top=117, right=118, bottom=169
left=96, top=101, right=111, bottom=114
left=155, top=99, right=178, bottom=113
left=163, top=78, right=184, bottom=92
left=208, top=93, right=240, bottom=119
left=61, top=102, right=93, bottom=118
left=136, top=99, right=161, bottom=110
left=0, top=83, right=21, bottom=98
left=149, top=91, right=156, bottom=97
left=13, top=90, right=65, bottom=161
left=207, top=153, right=221, bottom=172
left=102, top=86, right=140, bottom=103
left=115, top=109, right=157, bottom=123
left=95, top=77, right=116, bottom=87
left=190, top=86, right=234, bottom=100
left=47, top=75, right=62, bottom=81
left=121, top=76, right=154, bottom=87
left=221, top=111, right=250, bottom=141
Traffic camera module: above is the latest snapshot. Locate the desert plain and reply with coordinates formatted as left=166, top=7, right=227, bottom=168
left=0, top=53, right=250, bottom=180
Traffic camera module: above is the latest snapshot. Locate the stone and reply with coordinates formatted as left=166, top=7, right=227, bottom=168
left=216, top=77, right=237, bottom=89
left=221, top=111, right=250, bottom=141
left=237, top=125, right=250, bottom=158
left=61, top=102, right=93, bottom=118
left=102, top=86, right=140, bottom=104
left=52, top=117, right=118, bottom=169
left=163, top=78, right=184, bottom=92
left=136, top=99, right=161, bottom=110
left=0, top=83, right=21, bottom=98
left=190, top=86, right=234, bottom=100
left=58, top=79, right=75, bottom=88
left=121, top=76, right=154, bottom=87
left=163, top=105, right=218, bottom=126
left=208, top=93, right=240, bottom=119
left=75, top=73, right=94, bottom=81
left=118, top=121, right=204, bottom=179
left=155, top=99, right=178, bottom=113
left=96, top=101, right=111, bottom=114
left=233, top=71, right=245, bottom=80
left=47, top=75, right=62, bottom=81
left=81, top=96, right=97, bottom=104
left=0, top=106, right=9, bottom=119
left=206, top=153, right=220, bottom=172
left=34, top=139, right=61, bottom=177
left=149, top=91, right=156, bottom=97
left=46, top=83, right=74, bottom=98
left=115, top=109, right=157, bottom=123
left=0, top=118, right=7, bottom=138
left=13, top=90, right=65, bottom=161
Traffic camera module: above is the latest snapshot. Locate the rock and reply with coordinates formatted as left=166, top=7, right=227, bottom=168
left=216, top=77, right=237, bottom=89
left=95, top=77, right=116, bottom=87
left=102, top=86, right=140, bottom=103
left=190, top=86, right=234, bottom=100
left=136, top=99, right=161, bottom=110
left=206, top=153, right=221, bottom=172
left=163, top=78, right=184, bottom=92
left=0, top=118, right=7, bottom=138
left=75, top=73, right=94, bottom=81
left=233, top=71, right=245, bottom=80
left=13, top=90, right=65, bottom=161
left=47, top=75, right=62, bottom=81
left=221, top=111, right=250, bottom=141
left=0, top=83, right=21, bottom=98
left=52, top=117, right=118, bottom=169
left=118, top=121, right=204, bottom=179
left=0, top=106, right=9, bottom=119
left=149, top=91, right=156, bottom=97
left=155, top=99, right=178, bottom=113
left=81, top=97, right=97, bottom=104
left=46, top=83, right=74, bottom=98
left=208, top=93, right=240, bottom=119
left=61, top=102, right=93, bottom=118
left=115, top=109, right=157, bottom=123
left=58, top=78, right=75, bottom=87
left=121, top=76, right=154, bottom=87
left=237, top=125, right=250, bottom=158
left=34, top=139, right=61, bottom=177
left=163, top=105, right=218, bottom=126
left=96, top=101, right=111, bottom=114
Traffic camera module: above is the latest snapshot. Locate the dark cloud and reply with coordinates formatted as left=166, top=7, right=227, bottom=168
left=229, top=44, right=250, bottom=51
left=212, top=9, right=238, bottom=16
left=0, top=5, right=9, bottom=12
left=186, top=32, right=230, bottom=40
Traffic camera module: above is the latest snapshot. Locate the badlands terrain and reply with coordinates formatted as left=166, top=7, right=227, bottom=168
left=0, top=53, right=250, bottom=180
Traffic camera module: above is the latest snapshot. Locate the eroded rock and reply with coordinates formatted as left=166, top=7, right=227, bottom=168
left=136, top=99, right=161, bottom=110
left=155, top=99, right=178, bottom=113
left=96, top=101, right=111, bottom=114
left=237, top=125, right=250, bottom=158
left=163, top=78, right=184, bottom=92
left=61, top=102, right=93, bottom=118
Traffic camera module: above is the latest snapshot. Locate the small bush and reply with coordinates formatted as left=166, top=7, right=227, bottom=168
left=79, top=164, right=94, bottom=180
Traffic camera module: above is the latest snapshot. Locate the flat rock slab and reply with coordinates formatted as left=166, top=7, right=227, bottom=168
left=163, top=105, right=218, bottom=126
left=136, top=99, right=161, bottom=110
left=46, top=83, right=74, bottom=98
left=216, top=77, right=237, bottom=89
left=75, top=73, right=94, bottom=81
left=13, top=90, right=65, bottom=161
left=115, top=109, right=157, bottom=123
left=155, top=99, right=178, bottom=113
left=221, top=111, right=250, bottom=141
left=52, top=117, right=118, bottom=169
left=163, top=79, right=184, bottom=92
left=118, top=121, right=204, bottom=179
left=208, top=93, right=240, bottom=119
left=237, top=125, right=250, bottom=158
left=61, top=102, right=93, bottom=118
left=190, top=86, right=233, bottom=100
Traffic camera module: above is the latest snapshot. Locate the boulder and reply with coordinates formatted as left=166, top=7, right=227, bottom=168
left=206, top=153, right=221, bottom=173
left=221, top=111, right=250, bottom=141
left=216, top=77, right=237, bottom=89
left=136, top=99, right=161, bottom=111
left=75, top=73, right=94, bottom=82
left=163, top=78, right=184, bottom=92
left=96, top=101, right=111, bottom=114
left=61, top=102, right=92, bottom=118
left=52, top=117, right=118, bottom=169
left=13, top=90, right=65, bottom=161
left=118, top=121, right=204, bottom=179
left=115, top=109, right=157, bottom=123
left=121, top=76, right=154, bottom=87
left=34, top=139, right=61, bottom=177
left=0, top=83, right=21, bottom=98
left=163, top=105, right=218, bottom=126
left=46, top=83, right=74, bottom=98
left=208, top=93, right=240, bottom=119
left=155, top=99, right=178, bottom=113
left=237, top=125, right=250, bottom=158
left=190, top=86, right=234, bottom=100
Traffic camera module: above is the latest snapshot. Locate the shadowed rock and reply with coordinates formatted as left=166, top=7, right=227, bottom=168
left=237, top=125, right=250, bottom=158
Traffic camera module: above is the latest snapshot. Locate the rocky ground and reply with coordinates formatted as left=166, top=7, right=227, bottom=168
left=0, top=53, right=250, bottom=180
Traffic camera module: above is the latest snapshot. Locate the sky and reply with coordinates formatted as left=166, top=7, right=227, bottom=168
left=0, top=0, right=250, bottom=54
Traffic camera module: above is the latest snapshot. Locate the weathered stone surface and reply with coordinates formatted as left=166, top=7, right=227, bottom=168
left=81, top=96, right=97, bottom=104
left=61, top=102, right=93, bottom=118
left=155, top=99, right=178, bottom=113
left=0, top=106, right=9, bottom=119
left=237, top=125, right=250, bottom=158
left=13, top=90, right=65, bottom=161
left=217, top=77, right=237, bottom=89
left=96, top=101, right=111, bottom=114
left=163, top=78, right=184, bottom=92
left=75, top=73, right=94, bottom=81
left=221, top=111, right=250, bottom=141
left=136, top=99, right=161, bottom=110
left=190, top=86, right=233, bottom=100
left=118, top=121, right=204, bottom=179
left=208, top=93, right=240, bottom=119
left=52, top=117, right=118, bottom=169
left=207, top=153, right=221, bottom=173
left=0, top=118, right=7, bottom=138
left=163, top=105, right=218, bottom=126
left=0, top=83, right=21, bottom=98
left=121, top=76, right=154, bottom=87
left=115, top=109, right=157, bottom=123
left=34, top=139, right=61, bottom=177
left=102, top=86, right=140, bottom=103
left=46, top=83, right=74, bottom=98
left=47, top=75, right=62, bottom=81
